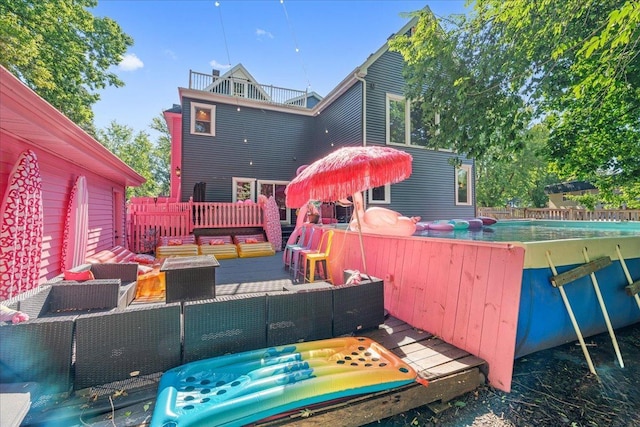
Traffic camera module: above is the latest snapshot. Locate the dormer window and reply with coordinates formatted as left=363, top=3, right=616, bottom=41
left=191, top=102, right=215, bottom=136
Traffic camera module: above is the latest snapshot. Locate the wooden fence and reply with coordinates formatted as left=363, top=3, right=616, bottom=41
left=478, top=207, right=640, bottom=222
left=127, top=201, right=264, bottom=253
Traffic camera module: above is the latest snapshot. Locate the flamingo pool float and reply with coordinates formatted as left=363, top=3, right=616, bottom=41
left=349, top=192, right=418, bottom=236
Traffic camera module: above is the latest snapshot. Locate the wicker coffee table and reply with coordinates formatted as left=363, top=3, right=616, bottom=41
left=160, top=255, right=220, bottom=303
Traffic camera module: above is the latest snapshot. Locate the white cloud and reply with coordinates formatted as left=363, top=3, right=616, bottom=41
left=164, top=49, right=177, bottom=60
left=256, top=28, right=274, bottom=39
left=118, top=53, right=144, bottom=71
left=209, top=60, right=231, bottom=70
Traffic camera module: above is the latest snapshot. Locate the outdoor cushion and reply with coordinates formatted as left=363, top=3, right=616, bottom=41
left=133, top=254, right=156, bottom=264
left=63, top=270, right=95, bottom=281
left=198, top=236, right=238, bottom=259
left=233, top=234, right=266, bottom=244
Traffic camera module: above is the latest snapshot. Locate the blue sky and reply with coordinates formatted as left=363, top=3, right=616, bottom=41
left=91, top=1, right=468, bottom=138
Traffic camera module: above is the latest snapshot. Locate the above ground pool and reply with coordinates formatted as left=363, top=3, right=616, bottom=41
left=415, top=219, right=639, bottom=242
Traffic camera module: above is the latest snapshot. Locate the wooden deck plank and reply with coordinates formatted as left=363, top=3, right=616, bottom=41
left=421, top=355, right=487, bottom=380
left=256, top=368, right=484, bottom=426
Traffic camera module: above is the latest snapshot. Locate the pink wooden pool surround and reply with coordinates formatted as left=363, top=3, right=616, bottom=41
left=327, top=228, right=526, bottom=392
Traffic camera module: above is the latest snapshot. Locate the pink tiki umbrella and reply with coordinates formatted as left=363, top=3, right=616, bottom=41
left=285, top=146, right=413, bottom=277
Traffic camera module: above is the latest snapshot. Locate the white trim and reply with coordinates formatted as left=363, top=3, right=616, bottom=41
left=455, top=164, right=473, bottom=206
left=386, top=93, right=410, bottom=146
left=190, top=102, right=215, bottom=136
left=232, top=177, right=256, bottom=202
left=257, top=180, right=291, bottom=224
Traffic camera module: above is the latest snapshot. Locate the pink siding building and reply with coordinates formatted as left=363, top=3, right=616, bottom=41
left=0, top=66, right=144, bottom=287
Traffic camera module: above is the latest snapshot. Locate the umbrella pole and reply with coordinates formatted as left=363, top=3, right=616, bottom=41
left=353, top=198, right=369, bottom=279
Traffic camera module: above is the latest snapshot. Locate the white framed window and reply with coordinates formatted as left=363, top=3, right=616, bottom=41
left=388, top=93, right=445, bottom=149
left=386, top=93, right=410, bottom=146
left=368, top=184, right=390, bottom=204
left=232, top=177, right=255, bottom=202
left=258, top=180, right=291, bottom=224
left=191, top=102, right=215, bottom=136
left=455, top=164, right=473, bottom=206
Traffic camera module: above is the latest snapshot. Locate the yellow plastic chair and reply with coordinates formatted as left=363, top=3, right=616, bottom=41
left=299, top=229, right=334, bottom=284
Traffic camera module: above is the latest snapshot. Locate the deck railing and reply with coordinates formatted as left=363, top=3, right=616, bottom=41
left=189, top=70, right=309, bottom=108
left=478, top=207, right=640, bottom=222
left=127, top=201, right=264, bottom=253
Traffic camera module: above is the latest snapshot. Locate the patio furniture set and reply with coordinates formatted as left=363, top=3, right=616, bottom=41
left=0, top=260, right=384, bottom=426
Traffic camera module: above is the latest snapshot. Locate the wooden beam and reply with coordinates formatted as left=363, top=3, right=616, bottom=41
left=256, top=368, right=484, bottom=426
left=550, top=257, right=612, bottom=287
left=626, top=279, right=640, bottom=296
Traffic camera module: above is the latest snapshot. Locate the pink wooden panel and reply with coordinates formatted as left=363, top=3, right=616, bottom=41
left=411, top=240, right=433, bottom=326
left=397, top=239, right=422, bottom=322
left=489, top=247, right=526, bottom=391
left=425, top=241, right=453, bottom=333
left=465, top=246, right=493, bottom=356
left=328, top=229, right=525, bottom=392
left=476, top=247, right=509, bottom=381
left=440, top=243, right=467, bottom=343
left=451, top=245, right=479, bottom=351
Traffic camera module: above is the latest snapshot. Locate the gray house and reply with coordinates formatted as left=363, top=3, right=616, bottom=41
left=165, top=15, right=475, bottom=225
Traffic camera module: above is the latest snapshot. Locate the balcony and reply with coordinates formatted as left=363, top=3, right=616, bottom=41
left=189, top=70, right=310, bottom=108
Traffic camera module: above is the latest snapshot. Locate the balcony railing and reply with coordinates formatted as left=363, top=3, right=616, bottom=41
left=127, top=201, right=264, bottom=253
left=189, top=70, right=309, bottom=108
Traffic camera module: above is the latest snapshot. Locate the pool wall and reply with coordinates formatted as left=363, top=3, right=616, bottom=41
left=515, top=236, right=640, bottom=358
left=326, top=224, right=640, bottom=393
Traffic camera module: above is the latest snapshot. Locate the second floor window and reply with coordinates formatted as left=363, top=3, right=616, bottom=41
left=387, top=93, right=409, bottom=145
left=455, top=165, right=473, bottom=206
left=191, top=102, right=215, bottom=136
left=387, top=93, right=441, bottom=148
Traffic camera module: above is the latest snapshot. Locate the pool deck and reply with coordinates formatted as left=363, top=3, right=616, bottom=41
left=24, top=255, right=487, bottom=427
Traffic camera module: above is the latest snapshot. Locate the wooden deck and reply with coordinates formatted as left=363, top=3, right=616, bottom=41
left=23, top=255, right=486, bottom=427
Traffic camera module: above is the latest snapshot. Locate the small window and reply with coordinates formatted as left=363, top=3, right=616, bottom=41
left=455, top=165, right=473, bottom=206
left=191, top=102, right=215, bottom=136
left=386, top=93, right=409, bottom=145
left=232, top=177, right=255, bottom=202
left=368, top=184, right=390, bottom=204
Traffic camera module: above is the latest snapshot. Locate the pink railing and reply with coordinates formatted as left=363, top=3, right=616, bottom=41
left=127, top=200, right=264, bottom=253
left=478, top=207, right=640, bottom=222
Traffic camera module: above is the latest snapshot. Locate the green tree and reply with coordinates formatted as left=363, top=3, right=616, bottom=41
left=475, top=125, right=558, bottom=207
left=0, top=0, right=133, bottom=131
left=390, top=1, right=640, bottom=206
left=150, top=115, right=171, bottom=196
left=97, top=122, right=159, bottom=199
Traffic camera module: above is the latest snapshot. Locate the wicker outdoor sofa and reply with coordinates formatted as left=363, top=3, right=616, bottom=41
left=0, top=273, right=384, bottom=425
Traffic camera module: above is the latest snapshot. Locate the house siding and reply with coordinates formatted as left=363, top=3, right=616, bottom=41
left=1, top=135, right=125, bottom=283
left=363, top=49, right=475, bottom=220
left=181, top=98, right=314, bottom=202
left=175, top=28, right=476, bottom=221
left=310, top=82, right=364, bottom=160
